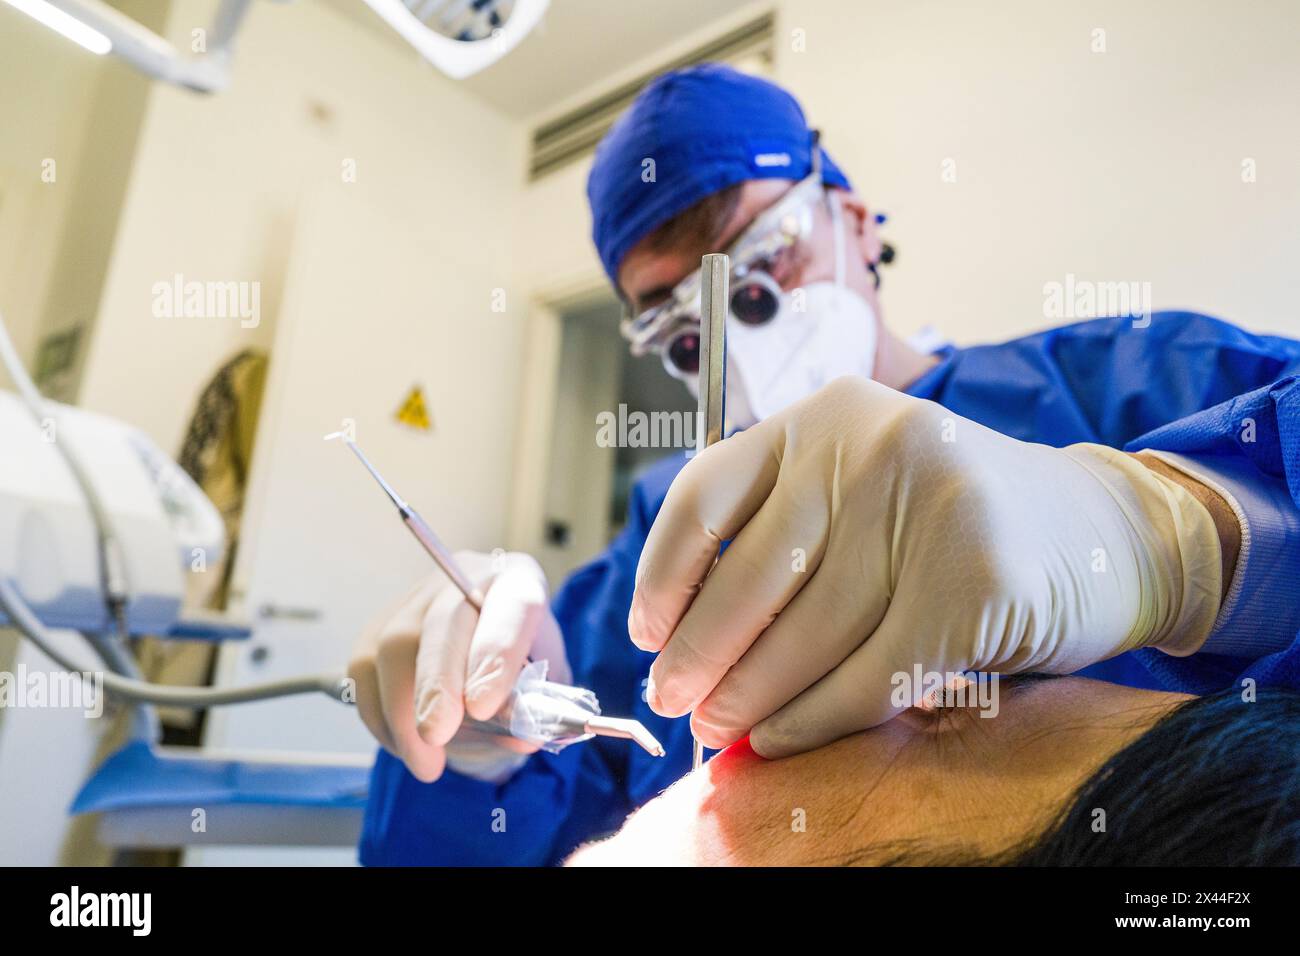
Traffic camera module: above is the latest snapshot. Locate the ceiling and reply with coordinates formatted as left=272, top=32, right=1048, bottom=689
left=321, top=0, right=760, bottom=121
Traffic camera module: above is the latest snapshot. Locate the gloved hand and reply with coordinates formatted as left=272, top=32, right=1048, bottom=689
left=631, top=376, right=1224, bottom=758
left=349, top=551, right=569, bottom=783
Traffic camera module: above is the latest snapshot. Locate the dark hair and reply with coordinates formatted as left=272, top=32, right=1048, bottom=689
left=640, top=184, right=744, bottom=259
left=876, top=688, right=1300, bottom=866
left=1007, top=688, right=1300, bottom=866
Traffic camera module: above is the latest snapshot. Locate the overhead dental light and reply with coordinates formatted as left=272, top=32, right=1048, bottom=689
left=2, top=0, right=545, bottom=91
left=1, top=0, right=111, bottom=55
left=1, top=0, right=253, bottom=92
left=360, top=0, right=549, bottom=79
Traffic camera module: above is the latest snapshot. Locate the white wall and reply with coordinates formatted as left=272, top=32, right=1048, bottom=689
left=0, top=3, right=106, bottom=366
left=36, top=0, right=162, bottom=402
left=72, top=0, right=530, bottom=606
left=775, top=0, right=1300, bottom=342
left=77, top=0, right=519, bottom=457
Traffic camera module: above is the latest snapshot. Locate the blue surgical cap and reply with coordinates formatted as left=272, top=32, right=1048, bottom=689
left=586, top=63, right=850, bottom=285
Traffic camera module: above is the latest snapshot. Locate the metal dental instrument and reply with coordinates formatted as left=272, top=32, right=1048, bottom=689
left=692, top=252, right=729, bottom=771
left=335, top=436, right=486, bottom=609
left=327, top=433, right=665, bottom=758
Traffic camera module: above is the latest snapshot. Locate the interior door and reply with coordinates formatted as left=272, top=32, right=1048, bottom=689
left=195, top=190, right=523, bottom=864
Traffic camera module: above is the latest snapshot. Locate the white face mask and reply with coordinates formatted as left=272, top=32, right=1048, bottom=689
left=723, top=282, right=878, bottom=430
left=720, top=192, right=879, bottom=431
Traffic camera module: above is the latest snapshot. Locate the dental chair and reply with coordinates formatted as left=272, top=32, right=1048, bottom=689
left=67, top=618, right=369, bottom=851
left=0, top=328, right=368, bottom=854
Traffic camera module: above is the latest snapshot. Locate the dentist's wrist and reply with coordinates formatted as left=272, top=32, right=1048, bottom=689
left=1133, top=449, right=1300, bottom=659
left=1134, top=452, right=1240, bottom=601
left=1062, top=444, right=1224, bottom=656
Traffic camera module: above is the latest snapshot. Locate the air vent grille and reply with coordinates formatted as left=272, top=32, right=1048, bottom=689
left=528, top=13, right=775, bottom=180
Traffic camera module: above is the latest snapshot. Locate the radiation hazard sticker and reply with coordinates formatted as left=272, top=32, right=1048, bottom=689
left=395, top=385, right=432, bottom=432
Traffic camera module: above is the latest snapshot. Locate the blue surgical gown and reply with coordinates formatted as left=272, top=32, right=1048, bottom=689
left=360, top=311, right=1300, bottom=866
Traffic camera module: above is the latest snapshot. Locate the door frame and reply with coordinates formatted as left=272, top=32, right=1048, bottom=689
left=505, top=271, right=614, bottom=561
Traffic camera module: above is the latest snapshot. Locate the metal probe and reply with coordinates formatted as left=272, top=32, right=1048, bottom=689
left=334, top=436, right=485, bottom=608
left=327, top=433, right=664, bottom=757
left=693, top=252, right=729, bottom=771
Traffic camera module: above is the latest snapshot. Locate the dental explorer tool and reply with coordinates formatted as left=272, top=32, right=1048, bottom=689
left=693, top=252, right=729, bottom=771
left=328, top=433, right=665, bottom=758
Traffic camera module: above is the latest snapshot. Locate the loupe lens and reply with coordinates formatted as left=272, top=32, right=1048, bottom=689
left=731, top=280, right=779, bottom=326
left=665, top=330, right=700, bottom=376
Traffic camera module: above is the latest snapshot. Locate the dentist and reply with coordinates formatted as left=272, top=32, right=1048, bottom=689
left=351, top=64, right=1300, bottom=865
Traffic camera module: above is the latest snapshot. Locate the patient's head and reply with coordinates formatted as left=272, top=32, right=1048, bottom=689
left=567, top=676, right=1300, bottom=866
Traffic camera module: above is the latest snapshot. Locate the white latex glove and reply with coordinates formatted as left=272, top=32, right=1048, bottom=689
left=630, top=376, right=1223, bottom=758
left=349, top=551, right=569, bottom=783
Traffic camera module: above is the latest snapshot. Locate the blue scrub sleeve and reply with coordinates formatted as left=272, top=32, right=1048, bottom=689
left=1128, top=375, right=1300, bottom=693
left=1148, top=450, right=1300, bottom=657
left=360, top=745, right=583, bottom=866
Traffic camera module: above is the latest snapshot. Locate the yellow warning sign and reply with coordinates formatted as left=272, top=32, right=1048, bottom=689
left=395, top=385, right=432, bottom=432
